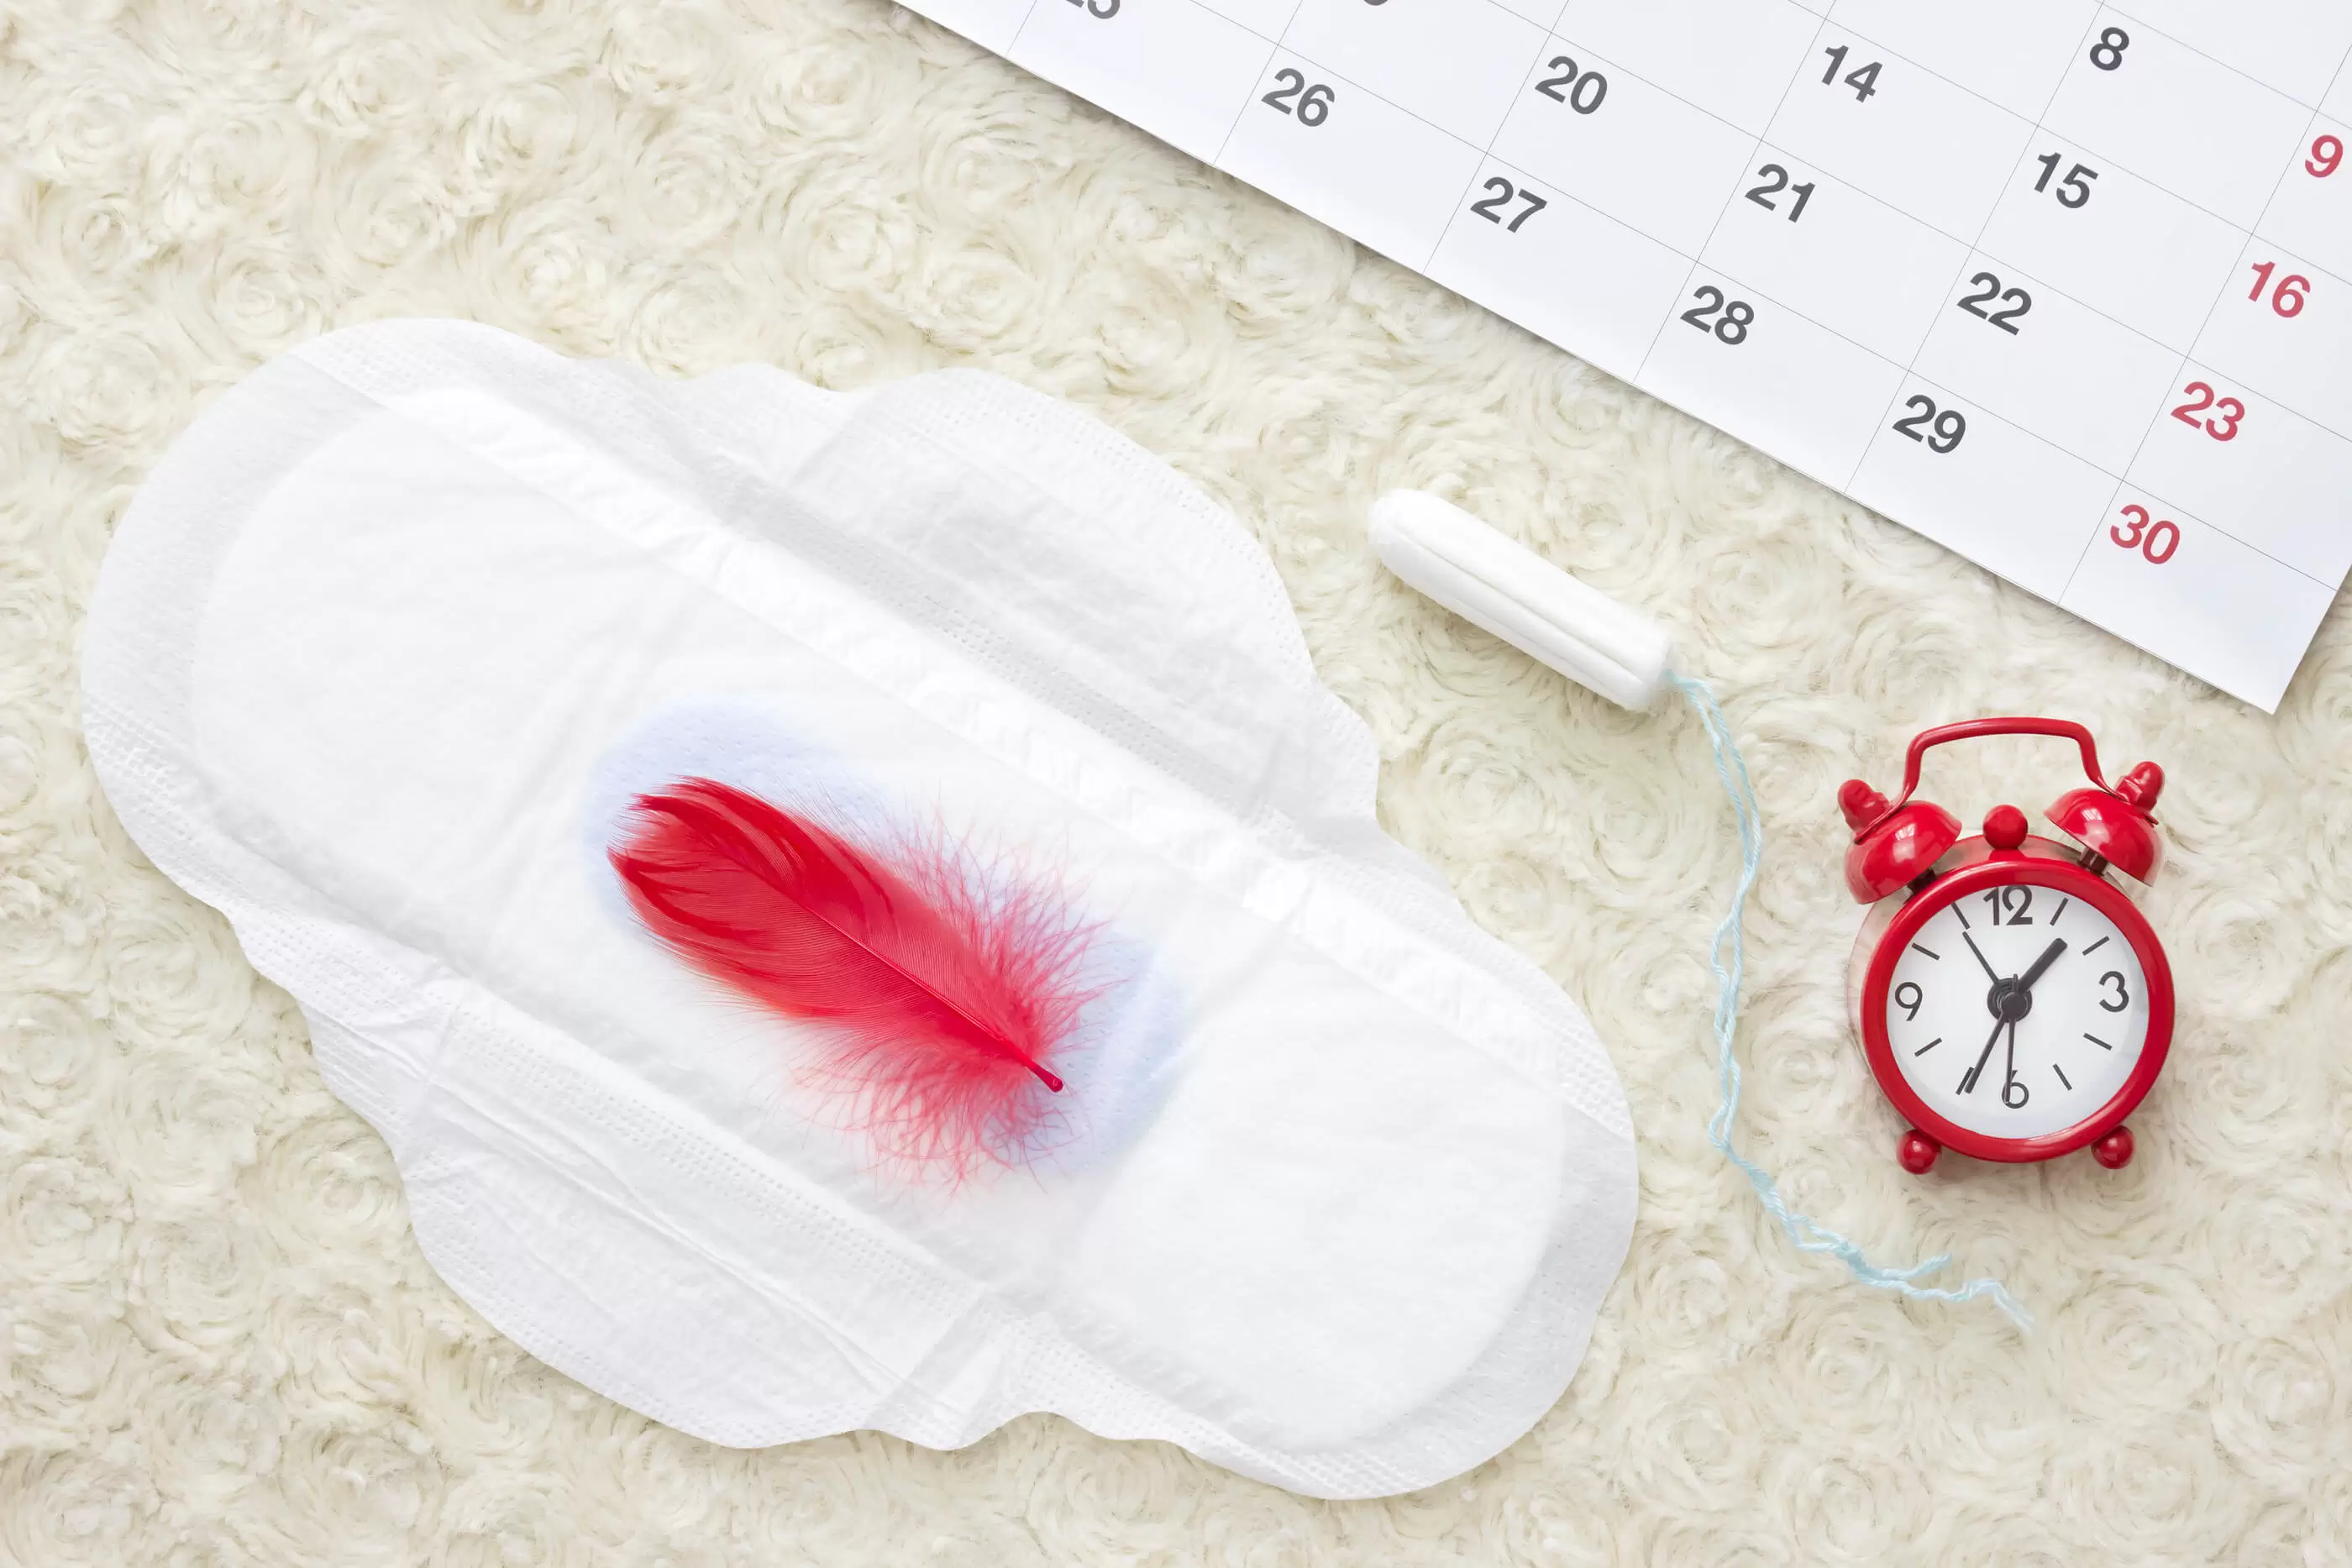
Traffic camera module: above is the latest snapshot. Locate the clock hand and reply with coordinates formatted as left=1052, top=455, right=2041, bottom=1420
left=1959, top=1017, right=2006, bottom=1095
left=2014, top=937, right=2069, bottom=994
left=1963, top=931, right=2001, bottom=989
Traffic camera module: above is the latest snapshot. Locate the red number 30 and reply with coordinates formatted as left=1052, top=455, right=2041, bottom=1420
left=2111, top=503, right=2181, bottom=564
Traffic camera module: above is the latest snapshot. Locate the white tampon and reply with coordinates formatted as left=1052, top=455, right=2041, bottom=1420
left=1368, top=490, right=1672, bottom=710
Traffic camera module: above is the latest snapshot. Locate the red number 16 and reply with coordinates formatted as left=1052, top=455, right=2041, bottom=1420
left=2250, top=260, right=2310, bottom=316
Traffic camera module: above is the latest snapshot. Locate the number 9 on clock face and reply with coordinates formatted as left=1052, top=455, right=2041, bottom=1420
left=1880, top=878, right=2150, bottom=1141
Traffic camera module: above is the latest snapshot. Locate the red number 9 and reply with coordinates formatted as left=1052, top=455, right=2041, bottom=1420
left=2312, top=134, right=2344, bottom=178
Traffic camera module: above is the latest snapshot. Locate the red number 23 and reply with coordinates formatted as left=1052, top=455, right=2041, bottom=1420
left=2170, top=380, right=2243, bottom=441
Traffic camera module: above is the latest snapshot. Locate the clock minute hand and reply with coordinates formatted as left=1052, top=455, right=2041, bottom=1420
left=1962, top=931, right=2001, bottom=988
left=1958, top=1017, right=2007, bottom=1095
left=2014, top=937, right=2069, bottom=994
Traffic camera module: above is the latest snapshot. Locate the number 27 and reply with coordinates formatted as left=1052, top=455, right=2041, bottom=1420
left=1470, top=176, right=1546, bottom=232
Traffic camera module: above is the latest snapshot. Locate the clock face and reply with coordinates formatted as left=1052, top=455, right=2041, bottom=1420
left=1882, top=878, right=2152, bottom=1141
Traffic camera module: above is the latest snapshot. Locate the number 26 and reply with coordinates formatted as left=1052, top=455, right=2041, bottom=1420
left=1262, top=68, right=1335, bottom=126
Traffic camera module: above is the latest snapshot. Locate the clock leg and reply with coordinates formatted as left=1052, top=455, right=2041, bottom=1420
left=1898, top=1129, right=1940, bottom=1173
left=2092, top=1125, right=2135, bottom=1168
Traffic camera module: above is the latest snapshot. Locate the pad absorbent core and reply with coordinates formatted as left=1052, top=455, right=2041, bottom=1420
left=81, top=320, right=1638, bottom=1499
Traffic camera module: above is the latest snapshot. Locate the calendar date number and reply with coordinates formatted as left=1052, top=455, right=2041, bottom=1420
left=1744, top=163, right=1814, bottom=223
left=1679, top=286, right=1753, bottom=344
left=1956, top=272, right=2030, bottom=334
left=2111, top=503, right=2180, bottom=564
left=1063, top=0, right=1119, bottom=15
left=2170, top=381, right=2244, bottom=442
left=2311, top=135, right=2344, bottom=178
left=2033, top=153, right=2098, bottom=208
left=1535, top=56, right=1608, bottom=114
left=1819, top=45, right=1882, bottom=102
left=2247, top=261, right=2309, bottom=317
left=1892, top=394, right=1966, bottom=454
left=1470, top=176, right=1546, bottom=232
left=1263, top=68, right=1335, bottom=126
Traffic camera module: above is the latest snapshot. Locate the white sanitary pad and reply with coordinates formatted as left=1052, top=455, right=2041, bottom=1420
left=81, top=319, right=1636, bottom=1498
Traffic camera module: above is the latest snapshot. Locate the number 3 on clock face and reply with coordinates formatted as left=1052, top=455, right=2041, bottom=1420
left=1881, top=884, right=2151, bottom=1141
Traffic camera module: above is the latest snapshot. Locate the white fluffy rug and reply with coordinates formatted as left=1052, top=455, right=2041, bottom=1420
left=6, top=1, right=2350, bottom=1561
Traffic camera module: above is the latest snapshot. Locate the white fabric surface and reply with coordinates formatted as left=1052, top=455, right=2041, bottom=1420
left=5, top=0, right=2351, bottom=1560
left=80, top=320, right=1636, bottom=1497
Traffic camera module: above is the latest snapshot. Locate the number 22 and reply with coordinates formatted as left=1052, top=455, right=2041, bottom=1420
left=2170, top=380, right=2243, bottom=442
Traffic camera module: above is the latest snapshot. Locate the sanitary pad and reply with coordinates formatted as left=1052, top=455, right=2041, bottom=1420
left=81, top=320, right=1637, bottom=1498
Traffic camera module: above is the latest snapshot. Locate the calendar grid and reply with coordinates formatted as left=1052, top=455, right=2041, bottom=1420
left=1627, top=15, right=1831, bottom=391
left=1845, top=8, right=2112, bottom=521
left=907, top=0, right=2352, bottom=708
left=2055, top=89, right=2344, bottom=608
left=2104, top=3, right=2350, bottom=112
left=1419, top=47, right=1583, bottom=281
left=1473, top=23, right=2299, bottom=408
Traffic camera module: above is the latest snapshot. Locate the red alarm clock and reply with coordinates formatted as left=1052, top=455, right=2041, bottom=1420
left=1840, top=719, right=2173, bottom=1175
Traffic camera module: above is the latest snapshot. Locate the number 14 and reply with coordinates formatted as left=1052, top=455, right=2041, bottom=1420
left=1819, top=45, right=1881, bottom=100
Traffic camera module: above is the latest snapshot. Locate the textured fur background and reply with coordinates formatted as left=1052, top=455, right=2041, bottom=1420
left=5, top=0, right=2350, bottom=1562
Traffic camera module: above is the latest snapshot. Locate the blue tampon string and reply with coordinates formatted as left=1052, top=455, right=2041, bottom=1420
left=1667, top=673, right=2030, bottom=1330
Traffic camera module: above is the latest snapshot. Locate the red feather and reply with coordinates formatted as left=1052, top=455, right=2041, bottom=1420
left=609, top=778, right=1104, bottom=1172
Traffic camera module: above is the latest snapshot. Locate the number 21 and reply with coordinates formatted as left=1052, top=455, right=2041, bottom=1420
left=1744, top=163, right=1814, bottom=222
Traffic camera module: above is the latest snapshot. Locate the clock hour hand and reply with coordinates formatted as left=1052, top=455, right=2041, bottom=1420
left=1958, top=1018, right=2007, bottom=1095
left=2014, top=937, right=2069, bottom=994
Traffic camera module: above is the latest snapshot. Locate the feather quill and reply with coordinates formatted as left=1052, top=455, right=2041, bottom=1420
left=610, top=777, right=1105, bottom=1172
